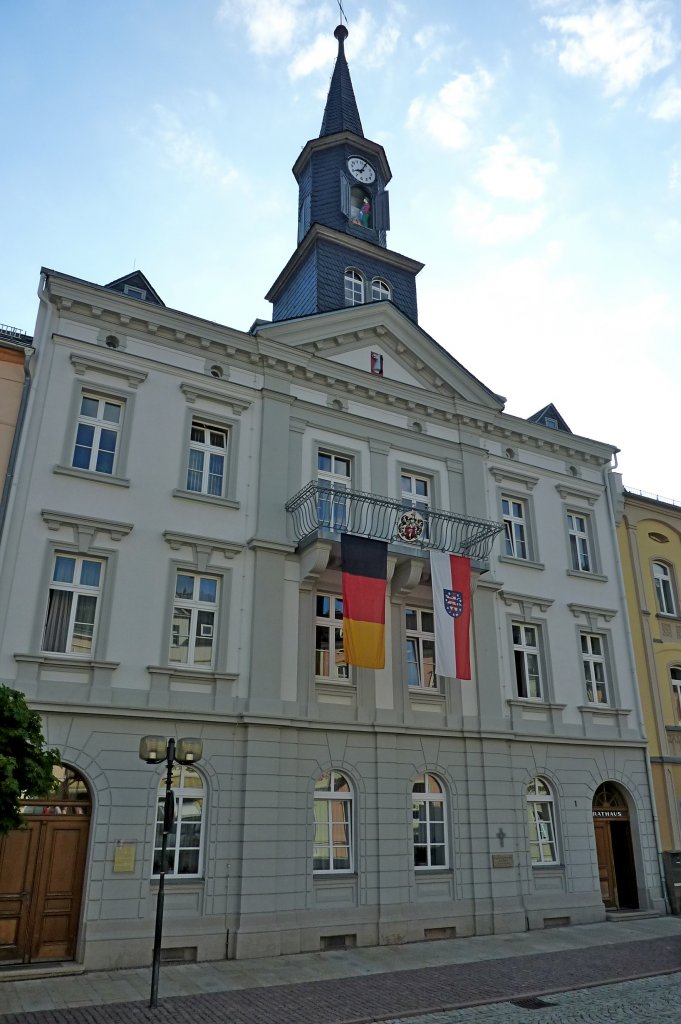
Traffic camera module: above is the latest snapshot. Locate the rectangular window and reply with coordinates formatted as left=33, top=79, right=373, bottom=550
left=567, top=512, right=592, bottom=572
left=169, top=572, right=219, bottom=668
left=315, top=594, right=348, bottom=680
left=581, top=632, right=608, bottom=704
left=186, top=421, right=228, bottom=498
left=502, top=496, right=528, bottom=559
left=71, top=394, right=123, bottom=475
left=512, top=622, right=542, bottom=700
left=406, top=608, right=436, bottom=688
left=317, top=449, right=351, bottom=531
left=42, top=554, right=104, bottom=656
left=401, top=472, right=430, bottom=539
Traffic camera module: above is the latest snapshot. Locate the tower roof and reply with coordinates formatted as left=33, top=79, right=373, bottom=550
left=319, top=25, right=363, bottom=138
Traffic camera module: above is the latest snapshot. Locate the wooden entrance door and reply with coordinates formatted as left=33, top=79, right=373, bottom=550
left=593, top=819, right=617, bottom=907
left=0, top=816, right=89, bottom=964
left=0, top=765, right=91, bottom=964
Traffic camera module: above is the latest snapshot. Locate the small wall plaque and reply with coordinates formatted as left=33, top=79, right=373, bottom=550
left=492, top=853, right=514, bottom=869
left=113, top=842, right=137, bottom=873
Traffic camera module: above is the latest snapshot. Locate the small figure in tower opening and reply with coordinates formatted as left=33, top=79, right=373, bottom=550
left=359, top=196, right=371, bottom=227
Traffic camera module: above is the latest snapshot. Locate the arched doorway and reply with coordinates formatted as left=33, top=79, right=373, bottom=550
left=592, top=782, right=639, bottom=910
left=0, top=765, right=91, bottom=964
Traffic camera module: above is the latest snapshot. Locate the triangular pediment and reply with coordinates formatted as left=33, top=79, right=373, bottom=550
left=254, top=301, right=504, bottom=410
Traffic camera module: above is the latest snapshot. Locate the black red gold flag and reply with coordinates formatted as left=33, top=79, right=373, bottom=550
left=341, top=534, right=388, bottom=669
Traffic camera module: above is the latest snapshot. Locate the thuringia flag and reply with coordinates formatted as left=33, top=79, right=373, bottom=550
left=429, top=552, right=472, bottom=680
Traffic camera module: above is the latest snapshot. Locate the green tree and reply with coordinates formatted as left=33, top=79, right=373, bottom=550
left=0, top=686, right=60, bottom=835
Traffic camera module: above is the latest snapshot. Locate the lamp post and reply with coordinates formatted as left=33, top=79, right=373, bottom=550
left=139, top=735, right=203, bottom=1009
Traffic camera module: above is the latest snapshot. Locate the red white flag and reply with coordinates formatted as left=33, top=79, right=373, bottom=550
left=430, top=552, right=472, bottom=680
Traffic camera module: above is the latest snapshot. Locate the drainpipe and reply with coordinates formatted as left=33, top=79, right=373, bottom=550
left=0, top=341, right=35, bottom=542
left=602, top=459, right=670, bottom=912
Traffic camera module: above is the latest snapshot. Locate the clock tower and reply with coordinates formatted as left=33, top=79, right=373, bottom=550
left=266, top=24, right=423, bottom=323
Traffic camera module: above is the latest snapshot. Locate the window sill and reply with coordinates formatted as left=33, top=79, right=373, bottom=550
left=414, top=866, right=451, bottom=875
left=148, top=665, right=237, bottom=685
left=499, top=555, right=545, bottom=571
left=315, top=678, right=355, bottom=691
left=16, top=653, right=119, bottom=670
left=578, top=703, right=631, bottom=717
left=173, top=488, right=240, bottom=510
left=151, top=876, right=203, bottom=885
left=531, top=862, right=562, bottom=869
left=566, top=569, right=608, bottom=583
left=656, top=612, right=681, bottom=622
left=54, top=464, right=130, bottom=487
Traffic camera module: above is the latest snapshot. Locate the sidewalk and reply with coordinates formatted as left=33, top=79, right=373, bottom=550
left=1, top=916, right=680, bottom=1022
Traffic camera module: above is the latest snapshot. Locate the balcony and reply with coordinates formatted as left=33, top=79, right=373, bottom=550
left=285, top=482, right=502, bottom=562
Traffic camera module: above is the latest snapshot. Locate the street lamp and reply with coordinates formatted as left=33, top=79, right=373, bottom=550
left=139, top=735, right=203, bottom=1008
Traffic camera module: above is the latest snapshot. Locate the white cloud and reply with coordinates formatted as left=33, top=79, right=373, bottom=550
left=289, top=33, right=335, bottom=78
left=288, top=7, right=401, bottom=79
left=413, top=24, right=449, bottom=73
left=543, top=0, right=678, bottom=96
left=475, top=137, right=556, bottom=202
left=451, top=190, right=547, bottom=245
left=147, top=104, right=239, bottom=189
left=407, top=68, right=494, bottom=150
left=651, top=77, right=681, bottom=119
left=669, top=159, right=681, bottom=192
left=217, top=0, right=303, bottom=55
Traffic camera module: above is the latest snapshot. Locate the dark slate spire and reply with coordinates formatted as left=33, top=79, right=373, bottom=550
left=319, top=25, right=364, bottom=138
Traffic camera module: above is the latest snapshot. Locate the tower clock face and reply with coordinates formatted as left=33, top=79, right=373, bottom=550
left=347, top=157, right=376, bottom=184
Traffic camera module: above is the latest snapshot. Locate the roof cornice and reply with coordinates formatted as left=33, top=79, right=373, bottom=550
left=265, top=223, right=423, bottom=304
left=292, top=132, right=391, bottom=184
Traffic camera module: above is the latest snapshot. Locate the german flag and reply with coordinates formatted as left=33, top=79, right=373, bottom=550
left=341, top=534, right=388, bottom=669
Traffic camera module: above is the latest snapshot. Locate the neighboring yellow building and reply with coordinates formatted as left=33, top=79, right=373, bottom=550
left=0, top=324, right=33, bottom=538
left=619, top=489, right=681, bottom=909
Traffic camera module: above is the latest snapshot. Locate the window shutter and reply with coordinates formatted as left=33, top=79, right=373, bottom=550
left=340, top=172, right=351, bottom=217
left=375, top=190, right=390, bottom=231
left=297, top=194, right=311, bottom=242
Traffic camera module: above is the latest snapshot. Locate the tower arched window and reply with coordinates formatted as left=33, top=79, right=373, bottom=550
left=526, top=777, right=558, bottom=864
left=153, top=764, right=205, bottom=877
left=371, top=278, right=391, bottom=302
left=344, top=269, right=364, bottom=307
left=653, top=561, right=677, bottom=615
left=313, top=770, right=353, bottom=872
left=412, top=773, right=448, bottom=868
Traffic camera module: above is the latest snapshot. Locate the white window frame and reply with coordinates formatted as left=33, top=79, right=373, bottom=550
left=653, top=561, right=677, bottom=616
left=502, top=495, right=529, bottom=560
left=123, top=284, right=147, bottom=300
left=401, top=471, right=431, bottom=539
left=567, top=511, right=592, bottom=572
left=169, top=571, right=219, bottom=668
left=41, top=553, right=105, bottom=657
left=315, top=593, right=348, bottom=681
left=71, top=393, right=124, bottom=476
left=581, top=631, right=609, bottom=705
left=186, top=420, right=229, bottom=498
left=512, top=622, right=543, bottom=700
left=313, top=770, right=353, bottom=873
left=153, top=764, right=205, bottom=878
left=412, top=773, right=448, bottom=870
left=406, top=607, right=436, bottom=689
left=317, top=449, right=351, bottom=531
left=671, top=667, right=681, bottom=723
left=371, top=278, right=391, bottom=301
left=344, top=268, right=364, bottom=306
left=526, top=777, right=558, bottom=865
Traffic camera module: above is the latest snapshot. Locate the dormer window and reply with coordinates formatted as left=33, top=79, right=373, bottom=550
left=371, top=278, right=391, bottom=302
left=344, top=269, right=364, bottom=306
left=123, top=285, right=146, bottom=300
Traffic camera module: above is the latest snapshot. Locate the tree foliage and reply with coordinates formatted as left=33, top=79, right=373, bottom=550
left=0, top=686, right=60, bottom=835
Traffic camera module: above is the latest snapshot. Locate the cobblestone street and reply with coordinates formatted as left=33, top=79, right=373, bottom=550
left=1, top=919, right=680, bottom=1024
left=383, top=973, right=681, bottom=1024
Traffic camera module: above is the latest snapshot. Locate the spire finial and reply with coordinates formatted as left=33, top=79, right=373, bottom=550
left=334, top=23, right=348, bottom=48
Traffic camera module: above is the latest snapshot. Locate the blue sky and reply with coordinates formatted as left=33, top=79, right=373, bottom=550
left=3, top=1, right=680, bottom=497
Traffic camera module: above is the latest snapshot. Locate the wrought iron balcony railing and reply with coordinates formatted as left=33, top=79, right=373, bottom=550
left=286, top=482, right=503, bottom=560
